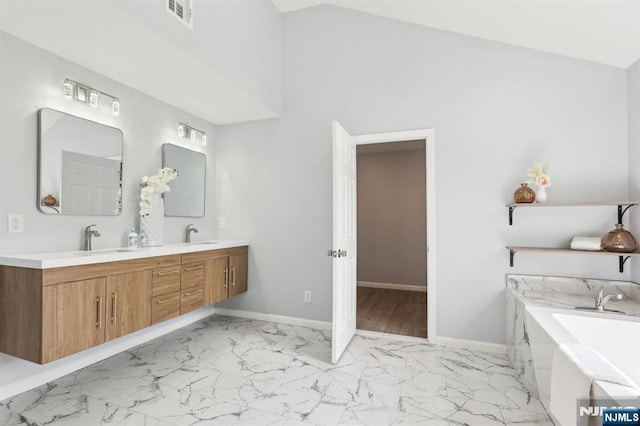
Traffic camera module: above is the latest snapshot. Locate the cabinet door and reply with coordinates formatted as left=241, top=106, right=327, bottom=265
left=204, top=257, right=229, bottom=304
left=105, top=270, right=152, bottom=341
left=228, top=254, right=248, bottom=297
left=42, top=278, right=106, bottom=363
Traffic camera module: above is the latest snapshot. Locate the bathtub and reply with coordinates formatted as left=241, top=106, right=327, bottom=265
left=525, top=306, right=640, bottom=415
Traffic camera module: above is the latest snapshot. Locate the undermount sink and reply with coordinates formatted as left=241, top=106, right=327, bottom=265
left=574, top=306, right=626, bottom=315
left=72, top=249, right=139, bottom=256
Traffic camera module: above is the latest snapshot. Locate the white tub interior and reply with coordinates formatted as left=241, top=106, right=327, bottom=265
left=525, top=306, right=640, bottom=412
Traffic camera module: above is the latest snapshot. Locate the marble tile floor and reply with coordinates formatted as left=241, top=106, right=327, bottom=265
left=0, top=315, right=552, bottom=425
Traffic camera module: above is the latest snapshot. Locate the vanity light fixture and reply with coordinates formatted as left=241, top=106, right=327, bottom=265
left=178, top=122, right=207, bottom=146
left=111, top=99, right=120, bottom=116
left=89, top=91, right=98, bottom=108
left=62, top=79, right=120, bottom=116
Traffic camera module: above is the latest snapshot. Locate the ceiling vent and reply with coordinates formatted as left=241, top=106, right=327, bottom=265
left=166, top=0, right=192, bottom=29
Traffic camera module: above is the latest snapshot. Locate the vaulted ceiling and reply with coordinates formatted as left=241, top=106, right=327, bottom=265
left=272, top=0, right=640, bottom=68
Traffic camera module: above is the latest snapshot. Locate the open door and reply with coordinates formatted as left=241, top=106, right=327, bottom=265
left=331, top=121, right=357, bottom=363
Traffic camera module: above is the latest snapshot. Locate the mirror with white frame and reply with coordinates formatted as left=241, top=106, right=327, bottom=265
left=38, top=108, right=123, bottom=215
left=162, top=143, right=206, bottom=217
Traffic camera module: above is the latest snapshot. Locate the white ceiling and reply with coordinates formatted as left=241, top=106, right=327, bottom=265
left=272, top=0, right=640, bottom=69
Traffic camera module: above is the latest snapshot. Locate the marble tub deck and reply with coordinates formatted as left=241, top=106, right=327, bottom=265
left=0, top=315, right=551, bottom=425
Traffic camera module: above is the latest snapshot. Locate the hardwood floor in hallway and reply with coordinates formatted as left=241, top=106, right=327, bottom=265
left=356, top=286, right=427, bottom=338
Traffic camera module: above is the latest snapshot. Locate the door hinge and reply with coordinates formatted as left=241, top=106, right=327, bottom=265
left=337, top=249, right=347, bottom=258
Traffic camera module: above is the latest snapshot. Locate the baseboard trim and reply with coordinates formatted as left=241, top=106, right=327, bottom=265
left=434, top=336, right=506, bottom=354
left=357, top=281, right=427, bottom=292
left=0, top=306, right=217, bottom=401
left=214, top=308, right=332, bottom=331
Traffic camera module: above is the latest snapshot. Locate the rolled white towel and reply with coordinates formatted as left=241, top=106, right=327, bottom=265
left=570, top=236, right=602, bottom=251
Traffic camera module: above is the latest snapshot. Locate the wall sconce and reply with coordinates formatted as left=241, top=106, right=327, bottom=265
left=178, top=123, right=207, bottom=146
left=62, top=79, right=120, bottom=116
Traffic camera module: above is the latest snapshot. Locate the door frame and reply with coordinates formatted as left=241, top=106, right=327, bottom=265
left=353, top=128, right=436, bottom=342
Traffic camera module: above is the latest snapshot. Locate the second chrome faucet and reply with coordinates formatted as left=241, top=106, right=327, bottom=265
left=84, top=224, right=101, bottom=251
left=185, top=224, right=199, bottom=243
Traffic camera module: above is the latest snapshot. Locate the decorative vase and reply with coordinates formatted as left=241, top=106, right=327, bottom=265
left=140, top=193, right=164, bottom=246
left=535, top=186, right=548, bottom=203
left=601, top=223, right=637, bottom=253
left=513, top=183, right=535, bottom=203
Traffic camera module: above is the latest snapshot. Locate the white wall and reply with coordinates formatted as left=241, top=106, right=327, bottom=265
left=0, top=32, right=217, bottom=254
left=113, top=0, right=283, bottom=116
left=215, top=6, right=629, bottom=344
left=628, top=59, right=640, bottom=282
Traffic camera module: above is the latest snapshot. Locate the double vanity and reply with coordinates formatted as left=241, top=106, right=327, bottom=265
left=0, top=241, right=248, bottom=364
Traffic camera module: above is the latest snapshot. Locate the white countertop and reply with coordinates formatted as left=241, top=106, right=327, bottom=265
left=0, top=240, right=249, bottom=269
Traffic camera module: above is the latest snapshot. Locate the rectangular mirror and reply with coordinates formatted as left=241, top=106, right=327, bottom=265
left=38, top=108, right=123, bottom=215
left=162, top=143, right=206, bottom=217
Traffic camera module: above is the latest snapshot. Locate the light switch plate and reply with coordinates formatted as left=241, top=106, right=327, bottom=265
left=219, top=217, right=226, bottom=228
left=8, top=214, right=24, bottom=233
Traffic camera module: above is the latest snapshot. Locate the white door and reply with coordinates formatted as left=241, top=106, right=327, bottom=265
left=61, top=151, right=121, bottom=215
left=331, top=121, right=357, bottom=363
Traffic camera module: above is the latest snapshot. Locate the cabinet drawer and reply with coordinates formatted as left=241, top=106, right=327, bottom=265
left=151, top=291, right=181, bottom=325
left=181, top=261, right=205, bottom=288
left=181, top=285, right=204, bottom=314
left=152, top=266, right=181, bottom=297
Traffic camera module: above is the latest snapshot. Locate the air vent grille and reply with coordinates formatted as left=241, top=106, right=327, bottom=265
left=166, top=0, right=192, bottom=29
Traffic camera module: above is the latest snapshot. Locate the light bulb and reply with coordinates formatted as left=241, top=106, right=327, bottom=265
left=190, top=129, right=196, bottom=142
left=178, top=124, right=185, bottom=137
left=201, top=134, right=207, bottom=146
left=63, top=80, right=73, bottom=99
left=111, top=99, right=120, bottom=116
left=89, top=91, right=98, bottom=108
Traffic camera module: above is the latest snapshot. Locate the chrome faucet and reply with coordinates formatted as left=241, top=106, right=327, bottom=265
left=185, top=224, right=199, bottom=243
left=84, top=224, right=101, bottom=251
left=594, top=286, right=624, bottom=311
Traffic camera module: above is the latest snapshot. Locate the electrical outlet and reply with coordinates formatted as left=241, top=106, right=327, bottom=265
left=7, top=214, right=24, bottom=233
left=219, top=217, right=226, bottom=228
left=304, top=291, right=312, bottom=303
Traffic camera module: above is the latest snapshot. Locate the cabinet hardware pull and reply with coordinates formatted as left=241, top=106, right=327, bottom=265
left=231, top=267, right=236, bottom=287
left=156, top=295, right=179, bottom=304
left=224, top=268, right=228, bottom=289
left=96, top=296, right=101, bottom=328
left=184, top=265, right=204, bottom=271
left=111, top=293, right=117, bottom=324
left=156, top=269, right=178, bottom=276
left=184, top=288, right=203, bottom=297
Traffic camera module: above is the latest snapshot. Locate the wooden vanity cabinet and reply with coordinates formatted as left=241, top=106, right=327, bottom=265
left=105, top=270, right=152, bottom=341
left=180, top=261, right=205, bottom=314
left=151, top=265, right=181, bottom=324
left=0, top=247, right=248, bottom=364
left=42, top=277, right=106, bottom=363
left=181, top=246, right=249, bottom=305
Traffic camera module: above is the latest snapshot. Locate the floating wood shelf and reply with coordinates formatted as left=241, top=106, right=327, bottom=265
left=506, top=246, right=640, bottom=273
left=506, top=201, right=639, bottom=225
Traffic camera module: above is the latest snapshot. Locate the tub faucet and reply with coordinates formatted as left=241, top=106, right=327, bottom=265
left=84, top=224, right=100, bottom=251
left=594, top=286, right=624, bottom=311
left=185, top=224, right=199, bottom=243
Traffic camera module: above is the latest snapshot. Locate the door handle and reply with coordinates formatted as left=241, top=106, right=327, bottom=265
left=224, top=268, right=228, bottom=289
left=184, top=264, right=203, bottom=271
left=111, top=293, right=117, bottom=324
left=96, top=296, right=101, bottom=329
left=338, top=250, right=347, bottom=258
left=231, top=267, right=236, bottom=287
left=184, top=288, right=203, bottom=297
left=156, top=295, right=179, bottom=304
left=156, top=269, right=178, bottom=276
